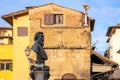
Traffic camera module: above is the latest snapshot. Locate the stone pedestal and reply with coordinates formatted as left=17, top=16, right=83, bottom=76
left=30, top=65, right=50, bottom=80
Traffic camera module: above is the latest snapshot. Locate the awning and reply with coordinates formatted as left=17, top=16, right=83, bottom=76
left=91, top=50, right=118, bottom=65
left=91, top=50, right=119, bottom=80
left=91, top=50, right=118, bottom=72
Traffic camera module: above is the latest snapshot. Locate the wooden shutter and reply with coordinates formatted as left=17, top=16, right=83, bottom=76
left=44, top=13, right=55, bottom=25
left=17, top=27, right=28, bottom=36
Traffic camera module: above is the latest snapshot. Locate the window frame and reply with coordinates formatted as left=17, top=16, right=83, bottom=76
left=44, top=13, right=63, bottom=25
left=17, top=27, right=28, bottom=36
left=0, top=61, right=12, bottom=71
left=54, top=14, right=63, bottom=24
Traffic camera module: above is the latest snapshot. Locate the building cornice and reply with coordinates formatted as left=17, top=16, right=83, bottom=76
left=106, top=25, right=120, bottom=37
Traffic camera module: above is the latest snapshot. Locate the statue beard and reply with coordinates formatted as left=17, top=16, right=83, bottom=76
left=37, top=40, right=44, bottom=47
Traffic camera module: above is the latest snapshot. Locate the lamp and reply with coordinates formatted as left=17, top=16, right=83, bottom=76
left=83, top=4, right=90, bottom=27
left=25, top=46, right=31, bottom=57
left=25, top=46, right=31, bottom=80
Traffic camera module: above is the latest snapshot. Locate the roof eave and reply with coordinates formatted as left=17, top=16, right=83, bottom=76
left=106, top=38, right=110, bottom=43
left=0, top=26, right=13, bottom=30
left=2, top=16, right=13, bottom=26
left=106, top=27, right=112, bottom=37
left=2, top=10, right=28, bottom=18
left=2, top=10, right=28, bottom=26
left=91, top=50, right=118, bottom=66
left=106, top=26, right=120, bottom=37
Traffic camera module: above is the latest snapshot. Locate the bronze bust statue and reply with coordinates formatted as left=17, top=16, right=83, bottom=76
left=30, top=32, right=50, bottom=80
left=31, top=32, right=48, bottom=64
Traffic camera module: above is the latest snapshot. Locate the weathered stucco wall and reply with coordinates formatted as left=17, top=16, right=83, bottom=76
left=45, top=49, right=90, bottom=80
left=29, top=3, right=91, bottom=80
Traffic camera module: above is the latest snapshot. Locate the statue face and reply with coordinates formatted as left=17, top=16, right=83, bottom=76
left=38, top=34, right=44, bottom=43
left=34, top=32, right=44, bottom=45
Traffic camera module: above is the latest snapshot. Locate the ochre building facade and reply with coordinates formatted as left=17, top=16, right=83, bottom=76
left=2, top=3, right=95, bottom=80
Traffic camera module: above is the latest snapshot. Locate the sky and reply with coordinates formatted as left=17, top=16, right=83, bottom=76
left=0, top=0, right=120, bottom=54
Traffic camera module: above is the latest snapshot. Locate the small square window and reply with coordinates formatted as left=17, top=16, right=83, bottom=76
left=17, top=27, right=28, bottom=36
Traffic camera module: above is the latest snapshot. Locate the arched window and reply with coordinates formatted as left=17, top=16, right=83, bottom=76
left=62, top=73, right=77, bottom=80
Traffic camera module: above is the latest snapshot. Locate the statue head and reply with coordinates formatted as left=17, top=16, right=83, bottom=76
left=34, top=32, right=44, bottom=46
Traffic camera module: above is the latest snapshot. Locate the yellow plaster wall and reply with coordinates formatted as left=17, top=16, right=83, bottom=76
left=0, top=45, right=13, bottom=59
left=0, top=28, right=13, bottom=80
left=0, top=45, right=13, bottom=80
left=0, top=71, right=12, bottom=80
left=13, top=14, right=30, bottom=80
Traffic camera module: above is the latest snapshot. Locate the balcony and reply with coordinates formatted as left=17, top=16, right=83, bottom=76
left=0, top=36, right=13, bottom=45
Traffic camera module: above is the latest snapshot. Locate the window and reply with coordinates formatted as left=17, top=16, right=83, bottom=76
left=0, top=39, right=4, bottom=44
left=55, top=14, right=63, bottom=24
left=6, top=63, right=12, bottom=70
left=0, top=61, right=12, bottom=71
left=44, top=13, right=63, bottom=25
left=17, top=27, right=28, bottom=36
left=62, top=73, right=77, bottom=80
left=1, top=31, right=7, bottom=36
left=0, top=63, right=4, bottom=70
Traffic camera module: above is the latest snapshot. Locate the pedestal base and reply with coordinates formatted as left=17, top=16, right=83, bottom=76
left=30, top=65, right=50, bottom=80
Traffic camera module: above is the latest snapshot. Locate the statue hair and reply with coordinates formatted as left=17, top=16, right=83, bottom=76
left=34, top=32, right=43, bottom=41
